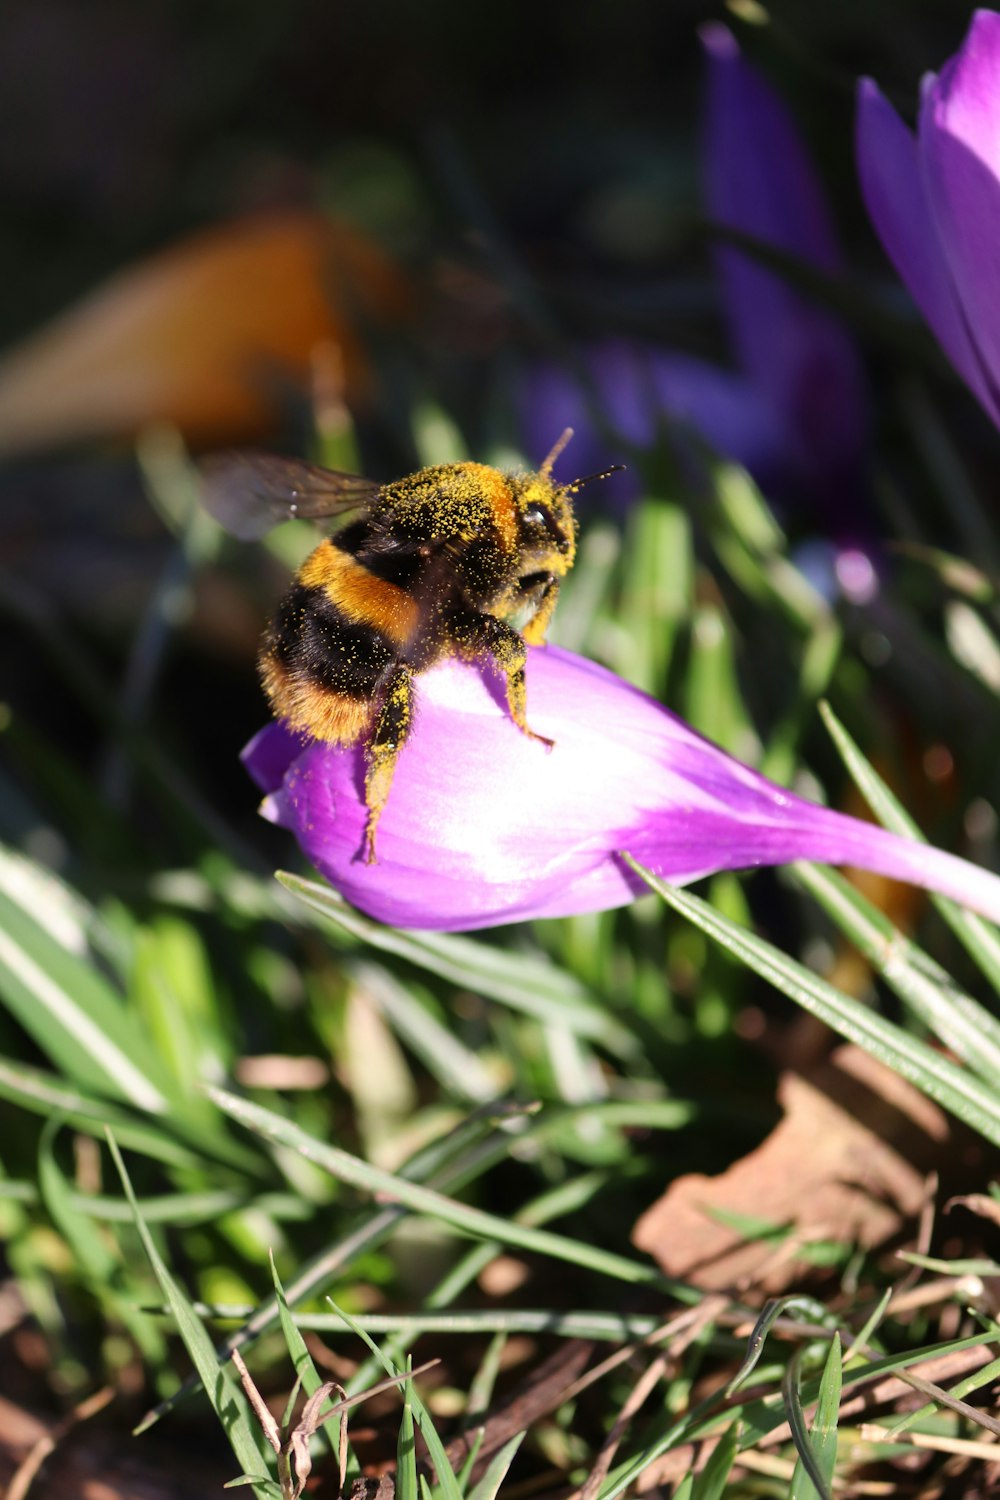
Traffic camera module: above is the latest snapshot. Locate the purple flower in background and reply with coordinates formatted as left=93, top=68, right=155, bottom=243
left=516, top=342, right=796, bottom=509
left=244, top=646, right=1000, bottom=932
left=518, top=27, right=867, bottom=516
left=857, top=10, right=1000, bottom=427
left=703, top=24, right=868, bottom=505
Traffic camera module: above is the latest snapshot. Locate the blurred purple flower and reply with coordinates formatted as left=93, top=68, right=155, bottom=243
left=244, top=646, right=1000, bottom=932
left=518, top=28, right=867, bottom=515
left=856, top=10, right=1000, bottom=427
left=516, top=342, right=797, bottom=509
left=704, top=24, right=868, bottom=505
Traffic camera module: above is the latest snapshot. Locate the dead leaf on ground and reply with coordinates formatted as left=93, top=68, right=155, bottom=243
left=633, top=1044, right=949, bottom=1294
left=0, top=211, right=409, bottom=455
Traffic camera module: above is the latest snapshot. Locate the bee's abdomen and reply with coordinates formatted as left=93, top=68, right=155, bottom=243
left=260, top=581, right=397, bottom=744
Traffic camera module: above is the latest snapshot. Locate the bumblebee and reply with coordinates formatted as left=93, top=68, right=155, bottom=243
left=204, top=431, right=611, bottom=863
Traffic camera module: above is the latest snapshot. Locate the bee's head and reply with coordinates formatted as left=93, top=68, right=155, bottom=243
left=514, top=473, right=578, bottom=573
left=514, top=429, right=624, bottom=575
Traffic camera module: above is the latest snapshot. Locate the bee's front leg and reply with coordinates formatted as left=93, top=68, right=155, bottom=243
left=363, top=664, right=415, bottom=864
left=518, top=573, right=559, bottom=647
left=448, top=608, right=553, bottom=748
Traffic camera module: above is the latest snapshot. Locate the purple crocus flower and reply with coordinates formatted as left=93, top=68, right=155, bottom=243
left=243, top=646, right=1000, bottom=932
left=517, top=28, right=867, bottom=516
left=703, top=24, right=868, bottom=507
left=856, top=10, right=1000, bottom=427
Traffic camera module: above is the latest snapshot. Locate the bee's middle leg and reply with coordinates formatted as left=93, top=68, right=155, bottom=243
left=448, top=609, right=553, bottom=747
left=363, top=664, right=415, bottom=864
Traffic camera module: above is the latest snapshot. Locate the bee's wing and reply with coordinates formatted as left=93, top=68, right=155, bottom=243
left=201, top=452, right=380, bottom=540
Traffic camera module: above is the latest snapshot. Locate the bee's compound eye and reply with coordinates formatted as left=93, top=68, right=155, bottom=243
left=525, top=502, right=557, bottom=534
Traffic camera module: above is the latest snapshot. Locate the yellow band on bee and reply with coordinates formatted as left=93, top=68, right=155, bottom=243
left=260, top=655, right=374, bottom=743
left=299, top=541, right=421, bottom=648
left=449, top=463, right=518, bottom=552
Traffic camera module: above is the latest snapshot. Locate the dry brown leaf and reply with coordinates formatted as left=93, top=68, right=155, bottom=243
left=633, top=1044, right=949, bottom=1293
left=0, top=211, right=408, bottom=455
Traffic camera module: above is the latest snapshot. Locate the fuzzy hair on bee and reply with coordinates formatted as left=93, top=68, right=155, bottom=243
left=202, top=430, right=620, bottom=864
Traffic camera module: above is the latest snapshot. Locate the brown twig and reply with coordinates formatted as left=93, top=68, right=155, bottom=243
left=6, top=1387, right=115, bottom=1500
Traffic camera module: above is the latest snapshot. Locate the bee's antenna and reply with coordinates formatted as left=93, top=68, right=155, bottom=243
left=566, top=464, right=626, bottom=494
left=539, top=427, right=574, bottom=477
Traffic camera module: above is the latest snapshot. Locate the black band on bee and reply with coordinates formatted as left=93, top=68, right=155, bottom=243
left=336, top=522, right=425, bottom=586
left=267, top=582, right=396, bottom=698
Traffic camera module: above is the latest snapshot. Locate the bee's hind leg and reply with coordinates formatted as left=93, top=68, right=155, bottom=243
left=363, top=665, right=415, bottom=864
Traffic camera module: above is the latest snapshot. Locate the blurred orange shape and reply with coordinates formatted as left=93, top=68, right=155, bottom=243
left=0, top=211, right=408, bottom=455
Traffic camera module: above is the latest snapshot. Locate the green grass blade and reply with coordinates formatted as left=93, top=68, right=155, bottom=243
left=684, top=602, right=752, bottom=757
left=141, top=1104, right=539, bottom=1430
left=793, top=861, right=1000, bottom=1081
left=268, top=1251, right=338, bottom=1467
left=78, top=1189, right=307, bottom=1226
left=887, top=1349, right=1000, bottom=1437
left=277, top=873, right=642, bottom=1058
left=37, top=1119, right=164, bottom=1363
left=396, top=1378, right=419, bottom=1500
left=106, top=1133, right=272, bottom=1492
left=207, top=1084, right=666, bottom=1289
left=619, top=497, right=690, bottom=692
left=726, top=1297, right=830, bottom=1396
left=269, top=1250, right=325, bottom=1402
left=348, top=959, right=496, bottom=1103
left=0, top=842, right=125, bottom=976
left=0, top=889, right=171, bottom=1111
left=466, top=1333, right=507, bottom=1421
left=454, top=1426, right=484, bottom=1493
left=846, top=1289, right=892, bottom=1363
left=465, top=1432, right=525, bottom=1500
left=820, top=701, right=1000, bottom=993
left=191, top=1309, right=681, bottom=1341
left=627, top=864, right=1000, bottom=1146
left=689, top=1420, right=739, bottom=1500
left=0, top=1056, right=202, bottom=1167
left=329, top=1301, right=462, bottom=1500
left=789, top=1334, right=841, bottom=1500
left=736, top=1332, right=994, bottom=1448
left=626, top=1333, right=983, bottom=1497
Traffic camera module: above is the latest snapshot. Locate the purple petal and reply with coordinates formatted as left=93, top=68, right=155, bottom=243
left=247, top=646, right=1000, bottom=933
left=242, top=720, right=309, bottom=794
left=928, top=10, right=1000, bottom=174
left=919, top=13, right=1000, bottom=415
left=513, top=348, right=647, bottom=507
left=644, top=350, right=806, bottom=492
left=856, top=79, right=990, bottom=408
left=703, top=24, right=837, bottom=283
left=702, top=25, right=868, bottom=478
left=516, top=343, right=803, bottom=501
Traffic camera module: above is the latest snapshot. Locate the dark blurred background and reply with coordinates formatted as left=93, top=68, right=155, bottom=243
left=0, top=0, right=971, bottom=333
